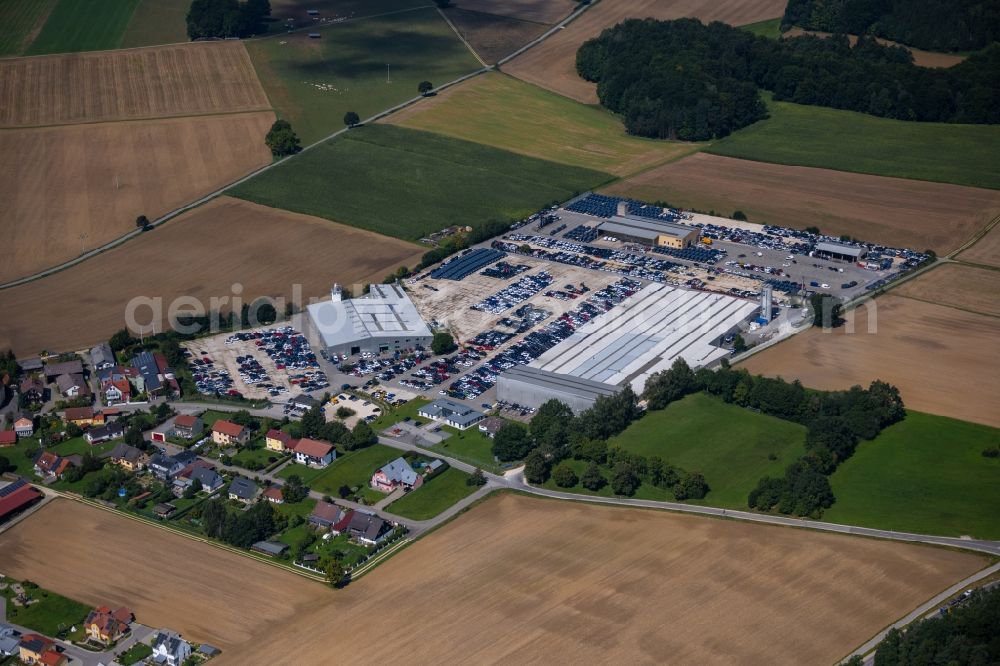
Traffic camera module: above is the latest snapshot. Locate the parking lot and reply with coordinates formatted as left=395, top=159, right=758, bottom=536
left=184, top=325, right=328, bottom=400
left=325, top=392, right=382, bottom=427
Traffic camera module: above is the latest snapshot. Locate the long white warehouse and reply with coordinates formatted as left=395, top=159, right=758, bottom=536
left=530, top=283, right=758, bottom=393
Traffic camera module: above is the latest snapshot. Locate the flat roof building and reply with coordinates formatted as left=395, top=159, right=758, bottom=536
left=418, top=399, right=485, bottom=430
left=813, top=241, right=867, bottom=262
left=598, top=214, right=700, bottom=249
left=306, top=283, right=433, bottom=357
left=497, top=366, right=619, bottom=414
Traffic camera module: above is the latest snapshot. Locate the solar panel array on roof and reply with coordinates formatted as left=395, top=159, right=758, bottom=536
left=430, top=248, right=506, bottom=280
left=531, top=283, right=758, bottom=393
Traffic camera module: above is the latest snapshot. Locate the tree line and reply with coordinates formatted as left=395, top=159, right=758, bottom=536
left=783, top=0, right=1000, bottom=53
left=575, top=18, right=1000, bottom=141
left=501, top=356, right=905, bottom=517
left=187, top=0, right=272, bottom=40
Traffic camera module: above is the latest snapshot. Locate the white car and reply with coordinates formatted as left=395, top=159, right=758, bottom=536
left=821, top=283, right=830, bottom=289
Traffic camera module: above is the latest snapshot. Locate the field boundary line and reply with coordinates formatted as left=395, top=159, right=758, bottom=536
left=0, top=107, right=275, bottom=132
left=349, top=538, right=413, bottom=579
left=496, top=0, right=598, bottom=67
left=46, top=491, right=328, bottom=583
left=437, top=7, right=487, bottom=67
left=890, top=290, right=1000, bottom=319
left=949, top=210, right=1000, bottom=258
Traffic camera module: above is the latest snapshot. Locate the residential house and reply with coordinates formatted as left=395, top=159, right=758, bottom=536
left=291, top=437, right=335, bottom=467
left=478, top=416, right=506, bottom=438
left=265, top=428, right=295, bottom=452
left=228, top=476, right=258, bottom=503
left=153, top=502, right=176, bottom=518
left=84, top=422, right=125, bottom=445
left=0, top=431, right=16, bottom=447
left=83, top=606, right=132, bottom=645
left=104, top=443, right=147, bottom=472
left=0, top=622, right=19, bottom=657
left=98, top=366, right=136, bottom=406
left=371, top=457, right=422, bottom=493
left=417, top=399, right=485, bottom=430
left=172, top=450, right=198, bottom=468
left=42, top=359, right=83, bottom=384
left=131, top=351, right=179, bottom=398
left=151, top=631, right=191, bottom=666
left=184, top=465, right=223, bottom=493
left=211, top=420, right=249, bottom=447
left=64, top=406, right=98, bottom=427
left=172, top=414, right=203, bottom=440
left=148, top=454, right=185, bottom=481
left=90, top=342, right=115, bottom=371
left=262, top=486, right=284, bottom=504
left=18, top=375, right=44, bottom=403
left=251, top=540, right=288, bottom=557
left=17, top=634, right=66, bottom=666
left=16, top=357, right=43, bottom=375
left=33, top=452, right=71, bottom=480
left=308, top=501, right=352, bottom=533
left=347, top=511, right=389, bottom=545
left=13, top=416, right=34, bottom=437
left=54, top=373, right=90, bottom=399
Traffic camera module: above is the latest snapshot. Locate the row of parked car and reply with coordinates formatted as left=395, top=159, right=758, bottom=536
left=188, top=355, right=238, bottom=397
left=470, top=271, right=554, bottom=314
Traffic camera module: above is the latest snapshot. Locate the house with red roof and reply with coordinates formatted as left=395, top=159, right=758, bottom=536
left=172, top=414, right=203, bottom=440
left=63, top=406, right=98, bottom=427
left=0, top=430, right=16, bottom=447
left=265, top=428, right=296, bottom=452
left=211, top=420, right=249, bottom=446
left=18, top=633, right=66, bottom=666
left=84, top=606, right=133, bottom=645
left=308, top=501, right=353, bottom=533
left=262, top=486, right=284, bottom=504
left=33, top=452, right=71, bottom=480
left=291, top=438, right=335, bottom=467
left=13, top=416, right=34, bottom=437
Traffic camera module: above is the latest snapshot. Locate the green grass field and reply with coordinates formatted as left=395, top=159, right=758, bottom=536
left=230, top=124, right=610, bottom=239
left=436, top=426, right=500, bottom=472
left=26, top=0, right=140, bottom=55
left=739, top=17, right=782, bottom=40
left=386, top=466, right=475, bottom=519
left=608, top=393, right=807, bottom=508
left=278, top=443, right=401, bottom=503
left=246, top=7, right=482, bottom=143
left=394, top=73, right=703, bottom=177
left=2, top=582, right=90, bottom=637
left=707, top=94, right=1000, bottom=190
left=371, top=397, right=430, bottom=430
left=826, top=412, right=1000, bottom=539
left=0, top=0, right=57, bottom=56
left=119, top=0, right=188, bottom=47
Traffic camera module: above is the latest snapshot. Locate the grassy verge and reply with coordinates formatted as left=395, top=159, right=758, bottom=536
left=230, top=124, right=611, bottom=240
left=26, top=0, right=140, bottom=55
left=386, top=466, right=475, bottom=519
left=707, top=93, right=1000, bottom=190
left=826, top=411, right=1000, bottom=539
left=245, top=7, right=482, bottom=143
left=392, top=72, right=704, bottom=176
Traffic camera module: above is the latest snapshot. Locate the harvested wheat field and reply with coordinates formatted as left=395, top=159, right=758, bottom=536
left=742, top=296, right=1000, bottom=427
left=604, top=153, right=1000, bottom=254
left=505, top=0, right=786, bottom=102
left=0, top=197, right=425, bottom=354
left=892, top=263, right=1000, bottom=318
left=0, top=496, right=984, bottom=663
left=0, top=500, right=329, bottom=648
left=0, top=113, right=275, bottom=284
left=450, top=0, right=576, bottom=24
left=958, top=219, right=1000, bottom=267
left=0, top=41, right=269, bottom=127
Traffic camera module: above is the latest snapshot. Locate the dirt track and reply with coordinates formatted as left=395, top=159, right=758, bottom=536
left=741, top=295, right=1000, bottom=428
left=0, top=499, right=328, bottom=648
left=0, top=197, right=425, bottom=354
left=604, top=153, right=1000, bottom=254
left=958, top=220, right=1000, bottom=267
left=0, top=41, right=270, bottom=127
left=0, top=113, right=276, bottom=284
left=0, top=495, right=983, bottom=664
left=504, top=0, right=787, bottom=103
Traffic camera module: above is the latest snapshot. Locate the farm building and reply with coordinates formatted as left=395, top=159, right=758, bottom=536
left=306, top=284, right=433, bottom=357
left=812, top=241, right=868, bottom=262
left=525, top=283, right=758, bottom=400
left=597, top=214, right=700, bottom=249
left=496, top=366, right=619, bottom=414
left=0, top=479, right=43, bottom=524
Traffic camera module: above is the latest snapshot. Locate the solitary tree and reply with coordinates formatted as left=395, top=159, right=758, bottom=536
left=325, top=558, right=346, bottom=587
left=418, top=80, right=434, bottom=96
left=344, top=111, right=361, bottom=128
left=265, top=119, right=301, bottom=157
left=135, top=215, right=150, bottom=230
left=431, top=331, right=456, bottom=355
left=466, top=468, right=487, bottom=487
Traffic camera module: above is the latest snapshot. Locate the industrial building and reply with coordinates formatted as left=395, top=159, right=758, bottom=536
left=496, top=366, right=619, bottom=414
left=597, top=213, right=700, bottom=249
left=530, top=283, right=758, bottom=395
left=812, top=241, right=868, bottom=262
left=306, top=283, right=433, bottom=357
